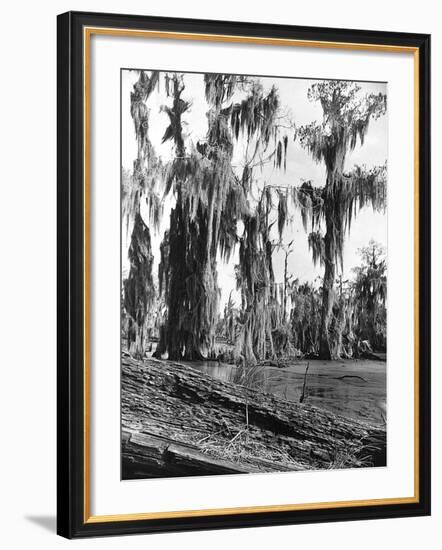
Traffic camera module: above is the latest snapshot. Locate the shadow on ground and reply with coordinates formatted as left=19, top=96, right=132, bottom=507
left=25, top=515, right=56, bottom=533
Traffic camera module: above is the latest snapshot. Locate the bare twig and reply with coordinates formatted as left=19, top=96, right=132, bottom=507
left=227, top=429, right=246, bottom=449
left=299, top=362, right=310, bottom=403
left=196, top=429, right=225, bottom=445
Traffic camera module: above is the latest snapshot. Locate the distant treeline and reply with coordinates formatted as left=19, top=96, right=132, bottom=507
left=220, top=240, right=386, bottom=362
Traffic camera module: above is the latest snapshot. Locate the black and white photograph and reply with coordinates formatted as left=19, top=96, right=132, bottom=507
left=121, top=69, right=388, bottom=480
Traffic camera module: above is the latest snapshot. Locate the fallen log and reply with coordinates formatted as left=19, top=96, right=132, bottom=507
left=122, top=354, right=386, bottom=478
left=122, top=430, right=253, bottom=478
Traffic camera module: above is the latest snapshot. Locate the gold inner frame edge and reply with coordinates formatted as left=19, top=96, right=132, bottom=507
left=82, top=26, right=420, bottom=524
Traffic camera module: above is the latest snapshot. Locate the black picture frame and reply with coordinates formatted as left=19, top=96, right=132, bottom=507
left=57, top=10, right=431, bottom=539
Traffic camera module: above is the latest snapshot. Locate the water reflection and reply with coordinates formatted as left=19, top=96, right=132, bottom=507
left=186, top=361, right=288, bottom=395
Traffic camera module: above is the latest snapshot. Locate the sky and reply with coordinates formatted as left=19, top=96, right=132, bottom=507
left=121, top=70, right=387, bottom=310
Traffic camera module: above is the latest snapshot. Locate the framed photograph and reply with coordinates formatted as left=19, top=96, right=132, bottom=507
left=57, top=11, right=431, bottom=538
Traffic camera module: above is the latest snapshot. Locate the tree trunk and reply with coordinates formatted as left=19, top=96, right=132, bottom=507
left=163, top=197, right=213, bottom=361
left=319, top=216, right=336, bottom=360
left=152, top=325, right=167, bottom=359
left=130, top=324, right=146, bottom=358
left=319, top=163, right=344, bottom=360
left=283, top=250, right=288, bottom=324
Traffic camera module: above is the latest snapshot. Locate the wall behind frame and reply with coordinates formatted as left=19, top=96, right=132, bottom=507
left=0, top=0, right=438, bottom=548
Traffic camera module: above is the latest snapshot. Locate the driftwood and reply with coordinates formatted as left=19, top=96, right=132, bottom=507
left=122, top=354, right=386, bottom=479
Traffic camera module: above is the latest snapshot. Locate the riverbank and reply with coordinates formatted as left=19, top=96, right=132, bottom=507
left=122, top=354, right=386, bottom=479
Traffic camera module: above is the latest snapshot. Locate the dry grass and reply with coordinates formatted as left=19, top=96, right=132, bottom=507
left=197, top=428, right=302, bottom=468
left=184, top=426, right=378, bottom=472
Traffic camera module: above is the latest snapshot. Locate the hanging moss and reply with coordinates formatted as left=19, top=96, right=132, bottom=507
left=277, top=189, right=288, bottom=242
left=123, top=212, right=155, bottom=357
left=123, top=70, right=162, bottom=358
left=156, top=73, right=287, bottom=362
left=236, top=210, right=276, bottom=364
left=308, top=231, right=325, bottom=267
left=352, top=241, right=387, bottom=352
left=287, top=242, right=387, bottom=359
left=289, top=281, right=322, bottom=356
left=297, top=81, right=387, bottom=359
left=156, top=74, right=248, bottom=360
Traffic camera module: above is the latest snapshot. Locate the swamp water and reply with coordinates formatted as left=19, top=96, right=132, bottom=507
left=186, top=359, right=386, bottom=426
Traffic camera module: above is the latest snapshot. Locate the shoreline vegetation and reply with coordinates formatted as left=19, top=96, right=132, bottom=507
left=122, top=354, right=386, bottom=479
